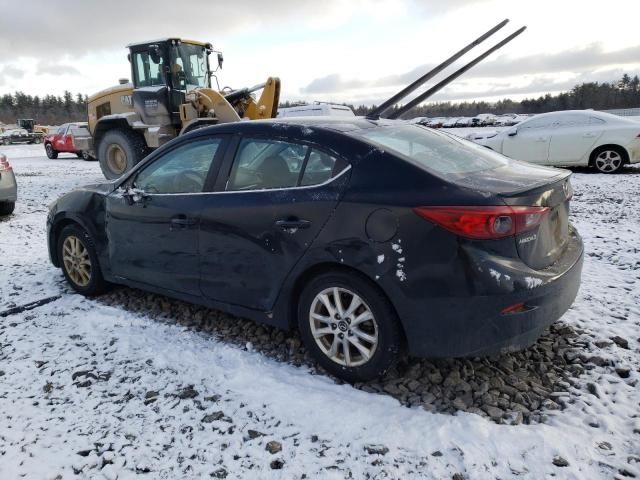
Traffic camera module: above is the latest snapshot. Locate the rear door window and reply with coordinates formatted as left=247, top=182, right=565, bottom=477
left=226, top=138, right=347, bottom=191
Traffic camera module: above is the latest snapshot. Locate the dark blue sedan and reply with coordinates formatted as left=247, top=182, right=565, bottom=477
left=47, top=118, right=583, bottom=381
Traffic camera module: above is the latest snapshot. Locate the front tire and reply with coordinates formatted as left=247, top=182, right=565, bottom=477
left=298, top=271, right=402, bottom=382
left=45, top=143, right=58, bottom=159
left=57, top=224, right=108, bottom=296
left=97, top=129, right=146, bottom=180
left=591, top=146, right=625, bottom=173
left=0, top=202, right=15, bottom=216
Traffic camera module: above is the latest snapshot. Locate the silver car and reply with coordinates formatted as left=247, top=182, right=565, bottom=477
left=0, top=154, right=17, bottom=215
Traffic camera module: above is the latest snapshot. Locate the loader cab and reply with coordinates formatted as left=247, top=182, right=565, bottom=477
left=127, top=38, right=217, bottom=126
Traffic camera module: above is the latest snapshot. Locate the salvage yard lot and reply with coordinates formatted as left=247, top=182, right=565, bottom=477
left=0, top=143, right=638, bottom=478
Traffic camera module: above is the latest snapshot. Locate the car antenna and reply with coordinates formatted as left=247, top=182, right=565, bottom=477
left=388, top=26, right=526, bottom=119
left=366, top=18, right=510, bottom=120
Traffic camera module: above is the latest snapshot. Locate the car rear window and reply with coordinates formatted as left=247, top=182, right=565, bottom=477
left=352, top=124, right=509, bottom=175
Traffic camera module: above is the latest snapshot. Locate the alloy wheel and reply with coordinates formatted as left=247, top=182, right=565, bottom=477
left=595, top=150, right=622, bottom=173
left=62, top=235, right=92, bottom=287
left=309, top=287, right=378, bottom=367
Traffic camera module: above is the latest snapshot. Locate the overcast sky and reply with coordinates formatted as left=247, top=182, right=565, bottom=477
left=1, top=0, right=639, bottom=106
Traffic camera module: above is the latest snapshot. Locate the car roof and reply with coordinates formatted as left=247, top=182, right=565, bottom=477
left=190, top=116, right=397, bottom=137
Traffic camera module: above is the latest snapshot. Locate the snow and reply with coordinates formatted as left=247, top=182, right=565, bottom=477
left=1, top=145, right=639, bottom=478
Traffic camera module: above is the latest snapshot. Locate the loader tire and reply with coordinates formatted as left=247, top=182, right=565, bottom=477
left=98, top=129, right=147, bottom=180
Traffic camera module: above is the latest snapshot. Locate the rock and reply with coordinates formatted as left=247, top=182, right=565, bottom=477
left=202, top=411, right=226, bottom=423
left=452, top=474, right=465, bottom=480
left=144, top=391, right=159, bottom=405
left=611, top=336, right=629, bottom=349
left=270, top=459, right=284, bottom=470
left=266, top=441, right=282, bottom=454
left=482, top=405, right=504, bottom=420
left=431, top=451, right=443, bottom=457
left=247, top=430, right=264, bottom=440
left=552, top=456, right=569, bottom=467
left=176, top=385, right=199, bottom=399
left=364, top=444, right=389, bottom=456
left=427, top=371, right=443, bottom=385
left=210, top=467, right=228, bottom=478
left=616, top=367, right=631, bottom=379
left=586, top=383, right=600, bottom=398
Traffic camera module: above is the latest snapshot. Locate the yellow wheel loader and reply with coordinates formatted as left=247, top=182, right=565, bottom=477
left=78, top=38, right=280, bottom=179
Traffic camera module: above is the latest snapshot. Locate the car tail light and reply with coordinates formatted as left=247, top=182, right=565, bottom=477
left=414, top=205, right=550, bottom=240
left=0, top=154, right=11, bottom=172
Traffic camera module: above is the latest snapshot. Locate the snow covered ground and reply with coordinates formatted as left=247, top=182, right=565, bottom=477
left=0, top=144, right=638, bottom=479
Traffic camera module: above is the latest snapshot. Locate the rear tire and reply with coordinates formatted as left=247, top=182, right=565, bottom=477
left=81, top=150, right=93, bottom=161
left=297, top=271, right=402, bottom=382
left=57, top=224, right=108, bottom=296
left=591, top=146, right=626, bottom=173
left=45, top=143, right=58, bottom=159
left=0, top=202, right=15, bottom=216
left=97, top=129, right=146, bottom=180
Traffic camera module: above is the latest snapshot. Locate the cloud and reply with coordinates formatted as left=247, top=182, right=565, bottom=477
left=301, top=74, right=366, bottom=94
left=36, top=62, right=80, bottom=76
left=0, top=0, right=460, bottom=61
left=299, top=42, right=640, bottom=104
left=2, top=65, right=25, bottom=78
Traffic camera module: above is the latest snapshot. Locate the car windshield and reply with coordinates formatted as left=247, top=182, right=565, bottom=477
left=352, top=124, right=509, bottom=176
left=170, top=43, right=209, bottom=91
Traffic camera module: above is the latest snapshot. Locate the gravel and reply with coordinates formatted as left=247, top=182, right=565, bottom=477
left=99, top=287, right=589, bottom=425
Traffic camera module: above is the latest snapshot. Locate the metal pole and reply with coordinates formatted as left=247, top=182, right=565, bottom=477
left=388, top=26, right=526, bottom=119
left=367, top=19, right=510, bottom=119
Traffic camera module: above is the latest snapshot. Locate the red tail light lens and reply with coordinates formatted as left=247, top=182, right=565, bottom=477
left=414, top=205, right=550, bottom=240
left=0, top=154, right=11, bottom=172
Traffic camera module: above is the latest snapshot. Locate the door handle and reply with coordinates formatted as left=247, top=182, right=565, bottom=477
left=582, top=132, right=596, bottom=138
left=275, top=218, right=311, bottom=230
left=535, top=137, right=547, bottom=142
left=170, top=215, right=198, bottom=229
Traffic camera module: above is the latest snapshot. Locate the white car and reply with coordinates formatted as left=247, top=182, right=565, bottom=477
left=480, top=110, right=640, bottom=173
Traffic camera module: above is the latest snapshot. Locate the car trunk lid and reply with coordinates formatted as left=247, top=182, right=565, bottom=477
left=455, top=161, right=572, bottom=270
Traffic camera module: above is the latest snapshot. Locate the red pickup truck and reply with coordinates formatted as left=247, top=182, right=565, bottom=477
left=44, top=123, right=93, bottom=160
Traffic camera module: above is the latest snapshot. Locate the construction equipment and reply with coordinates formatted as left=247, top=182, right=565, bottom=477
left=17, top=119, right=48, bottom=135
left=79, top=38, right=280, bottom=179
left=368, top=19, right=525, bottom=120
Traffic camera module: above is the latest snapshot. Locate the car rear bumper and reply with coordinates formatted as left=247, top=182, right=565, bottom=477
left=402, top=228, right=584, bottom=358
left=0, top=170, right=17, bottom=202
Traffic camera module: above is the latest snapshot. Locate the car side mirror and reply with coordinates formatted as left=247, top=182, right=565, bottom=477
left=122, top=187, right=149, bottom=206
left=507, top=128, right=518, bottom=136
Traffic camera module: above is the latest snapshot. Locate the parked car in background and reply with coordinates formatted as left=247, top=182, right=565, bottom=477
left=47, top=118, right=583, bottom=382
left=44, top=123, right=93, bottom=160
left=495, top=114, right=519, bottom=126
left=455, top=117, right=473, bottom=127
left=472, top=114, right=497, bottom=126
left=277, top=103, right=355, bottom=118
left=0, top=154, right=17, bottom=215
left=426, top=117, right=446, bottom=128
left=480, top=110, right=640, bottom=173
left=0, top=128, right=42, bottom=145
left=443, top=117, right=461, bottom=128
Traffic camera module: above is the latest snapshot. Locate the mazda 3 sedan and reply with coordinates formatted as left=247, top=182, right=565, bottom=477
left=47, top=118, right=583, bottom=381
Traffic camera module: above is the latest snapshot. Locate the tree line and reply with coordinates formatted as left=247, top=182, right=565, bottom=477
left=282, top=73, right=640, bottom=118
left=1, top=73, right=639, bottom=126
left=0, top=91, right=88, bottom=126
